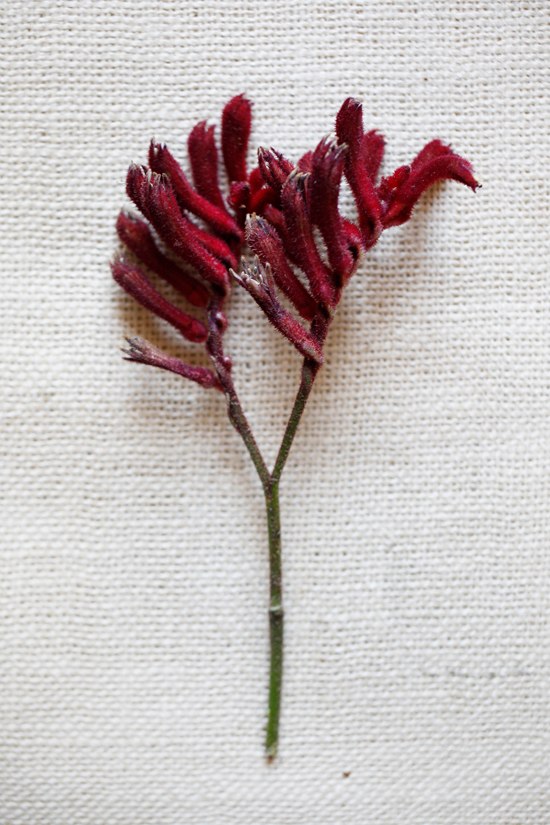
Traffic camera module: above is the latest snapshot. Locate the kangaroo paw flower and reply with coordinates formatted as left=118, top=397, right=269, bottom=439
left=222, top=94, right=252, bottom=183
left=246, top=215, right=317, bottom=321
left=381, top=139, right=479, bottom=227
left=123, top=337, right=221, bottom=389
left=116, top=211, right=210, bottom=308
left=281, top=171, right=337, bottom=307
left=111, top=257, right=208, bottom=343
left=231, top=258, right=323, bottom=363
left=187, top=120, right=226, bottom=209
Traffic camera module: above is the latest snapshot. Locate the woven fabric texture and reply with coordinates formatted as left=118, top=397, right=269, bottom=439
left=1, top=1, right=549, bottom=823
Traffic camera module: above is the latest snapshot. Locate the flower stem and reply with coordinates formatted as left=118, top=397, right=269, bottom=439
left=264, top=479, right=283, bottom=761
left=272, top=358, right=318, bottom=483
left=208, top=301, right=327, bottom=760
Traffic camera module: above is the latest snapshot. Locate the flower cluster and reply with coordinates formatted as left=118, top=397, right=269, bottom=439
left=112, top=94, right=477, bottom=386
left=112, top=95, right=478, bottom=760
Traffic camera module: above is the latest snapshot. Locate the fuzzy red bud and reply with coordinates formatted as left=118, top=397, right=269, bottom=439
left=111, top=257, right=208, bottom=343
left=221, top=94, right=252, bottom=183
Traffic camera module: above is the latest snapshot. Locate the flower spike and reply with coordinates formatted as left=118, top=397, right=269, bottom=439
left=123, top=337, right=222, bottom=389
left=113, top=95, right=479, bottom=762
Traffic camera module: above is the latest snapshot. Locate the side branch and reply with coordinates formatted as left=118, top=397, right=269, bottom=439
left=207, top=299, right=270, bottom=491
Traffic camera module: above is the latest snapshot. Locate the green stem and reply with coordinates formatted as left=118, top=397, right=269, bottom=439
left=264, top=479, right=283, bottom=760
left=272, top=359, right=318, bottom=483
left=208, top=300, right=327, bottom=760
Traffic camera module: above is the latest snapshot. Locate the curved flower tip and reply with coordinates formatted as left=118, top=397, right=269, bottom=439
left=257, top=147, right=294, bottom=194
left=222, top=94, right=252, bottom=183
left=382, top=141, right=479, bottom=227
left=123, top=337, right=222, bottom=390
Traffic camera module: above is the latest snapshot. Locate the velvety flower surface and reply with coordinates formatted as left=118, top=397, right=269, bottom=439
left=112, top=94, right=478, bottom=761
left=113, top=93, right=477, bottom=390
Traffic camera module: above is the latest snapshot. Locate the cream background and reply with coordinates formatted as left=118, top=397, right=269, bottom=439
left=1, top=1, right=548, bottom=823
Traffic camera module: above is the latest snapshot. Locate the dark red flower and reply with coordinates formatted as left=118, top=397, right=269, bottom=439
left=336, top=97, right=478, bottom=248
left=114, top=94, right=477, bottom=392
left=221, top=94, right=252, bottom=183
left=111, top=257, right=207, bottom=343
left=230, top=257, right=323, bottom=363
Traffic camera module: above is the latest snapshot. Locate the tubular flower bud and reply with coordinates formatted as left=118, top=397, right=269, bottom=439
left=149, top=141, right=241, bottom=239
left=125, top=166, right=230, bottom=293
left=116, top=211, right=210, bottom=307
left=187, top=120, right=225, bottom=209
left=231, top=258, right=324, bottom=364
left=111, top=257, right=208, bottom=343
left=309, top=138, right=354, bottom=283
left=246, top=215, right=317, bottom=321
left=123, top=337, right=222, bottom=389
left=280, top=172, right=337, bottom=307
left=221, top=94, right=252, bottom=183
left=336, top=97, right=384, bottom=249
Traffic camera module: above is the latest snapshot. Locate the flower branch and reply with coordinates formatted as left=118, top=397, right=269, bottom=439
left=112, top=94, right=478, bottom=761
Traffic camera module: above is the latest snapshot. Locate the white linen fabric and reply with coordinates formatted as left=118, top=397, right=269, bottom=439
left=1, top=1, right=548, bottom=823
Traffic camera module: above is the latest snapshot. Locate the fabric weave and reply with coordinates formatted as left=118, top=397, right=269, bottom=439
left=1, top=2, right=548, bottom=823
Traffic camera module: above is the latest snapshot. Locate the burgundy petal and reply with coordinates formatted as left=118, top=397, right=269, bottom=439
left=187, top=120, right=225, bottom=209
left=112, top=258, right=208, bottom=343
left=221, top=94, right=252, bottom=183
left=335, top=98, right=383, bottom=248
left=116, top=211, right=210, bottom=307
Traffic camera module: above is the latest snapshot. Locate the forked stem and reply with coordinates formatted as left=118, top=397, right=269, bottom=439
left=208, top=301, right=326, bottom=760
